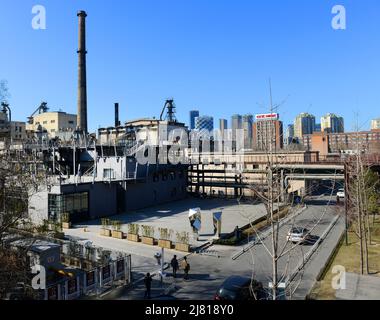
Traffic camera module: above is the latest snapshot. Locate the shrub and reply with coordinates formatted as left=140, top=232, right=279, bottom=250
left=159, top=228, right=173, bottom=241
left=141, top=225, right=155, bottom=238
left=176, top=231, right=189, bottom=244
left=128, top=223, right=139, bottom=235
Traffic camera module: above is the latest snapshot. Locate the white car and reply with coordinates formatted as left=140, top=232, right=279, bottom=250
left=286, top=227, right=310, bottom=244
left=337, top=188, right=345, bottom=199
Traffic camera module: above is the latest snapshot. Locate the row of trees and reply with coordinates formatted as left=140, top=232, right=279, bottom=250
left=346, top=153, right=380, bottom=275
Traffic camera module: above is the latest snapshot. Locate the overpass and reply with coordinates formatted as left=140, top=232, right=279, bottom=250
left=188, top=161, right=346, bottom=198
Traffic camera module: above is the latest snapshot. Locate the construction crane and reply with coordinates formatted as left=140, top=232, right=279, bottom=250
left=159, top=99, right=177, bottom=122
left=28, top=102, right=49, bottom=124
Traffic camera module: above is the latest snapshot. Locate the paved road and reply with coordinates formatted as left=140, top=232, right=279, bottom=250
left=122, top=197, right=345, bottom=300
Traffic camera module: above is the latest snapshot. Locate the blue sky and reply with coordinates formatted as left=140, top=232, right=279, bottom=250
left=0, top=0, right=379, bottom=132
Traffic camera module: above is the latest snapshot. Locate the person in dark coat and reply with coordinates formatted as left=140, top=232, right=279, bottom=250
left=171, top=255, right=179, bottom=278
left=181, top=256, right=190, bottom=280
left=144, top=272, right=153, bottom=299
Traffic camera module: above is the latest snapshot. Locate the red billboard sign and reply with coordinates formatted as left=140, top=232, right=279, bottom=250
left=255, top=113, right=279, bottom=120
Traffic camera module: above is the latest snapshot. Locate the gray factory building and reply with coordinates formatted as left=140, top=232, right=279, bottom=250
left=28, top=155, right=188, bottom=225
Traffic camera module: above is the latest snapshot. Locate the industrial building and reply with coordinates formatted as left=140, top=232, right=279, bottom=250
left=26, top=108, right=77, bottom=139
left=0, top=102, right=27, bottom=142
left=28, top=153, right=188, bottom=225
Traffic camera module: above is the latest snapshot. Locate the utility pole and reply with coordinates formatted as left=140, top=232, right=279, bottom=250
left=344, top=161, right=349, bottom=246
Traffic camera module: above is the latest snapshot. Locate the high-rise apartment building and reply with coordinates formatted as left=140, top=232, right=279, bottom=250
left=253, top=113, right=283, bottom=151
left=195, top=116, right=214, bottom=132
left=371, top=118, right=380, bottom=130
left=242, top=114, right=253, bottom=149
left=284, top=124, right=295, bottom=145
left=189, top=110, right=199, bottom=130
left=219, top=119, right=227, bottom=132
left=321, top=113, right=344, bottom=133
left=294, top=113, right=316, bottom=139
left=231, top=114, right=242, bottom=132
left=231, top=114, right=242, bottom=142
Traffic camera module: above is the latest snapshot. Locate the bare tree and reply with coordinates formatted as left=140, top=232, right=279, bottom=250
left=0, top=149, right=46, bottom=297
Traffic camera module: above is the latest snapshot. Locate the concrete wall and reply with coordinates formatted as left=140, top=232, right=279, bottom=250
left=28, top=185, right=61, bottom=225
left=121, top=172, right=187, bottom=212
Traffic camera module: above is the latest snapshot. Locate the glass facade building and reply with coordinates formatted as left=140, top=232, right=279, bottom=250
left=48, top=192, right=89, bottom=223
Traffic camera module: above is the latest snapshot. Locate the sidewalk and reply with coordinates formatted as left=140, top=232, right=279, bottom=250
left=117, top=271, right=188, bottom=300
left=336, top=273, right=380, bottom=300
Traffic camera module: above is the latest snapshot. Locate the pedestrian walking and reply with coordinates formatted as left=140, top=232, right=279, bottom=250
left=144, top=272, right=153, bottom=299
left=171, top=255, right=179, bottom=278
left=181, top=256, right=190, bottom=280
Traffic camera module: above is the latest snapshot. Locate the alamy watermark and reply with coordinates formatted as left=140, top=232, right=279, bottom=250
left=331, top=5, right=346, bottom=30
left=331, top=265, right=346, bottom=290
left=31, top=5, right=46, bottom=30
left=133, top=128, right=246, bottom=166
left=31, top=264, right=46, bottom=290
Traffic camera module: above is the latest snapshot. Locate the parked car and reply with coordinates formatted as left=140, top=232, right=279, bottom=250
left=337, top=188, right=345, bottom=199
left=286, top=227, right=310, bottom=244
left=214, top=276, right=265, bottom=300
left=4, top=283, right=34, bottom=300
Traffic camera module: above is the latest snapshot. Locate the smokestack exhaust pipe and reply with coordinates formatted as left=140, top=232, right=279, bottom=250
left=115, top=103, right=120, bottom=127
left=77, top=10, right=88, bottom=133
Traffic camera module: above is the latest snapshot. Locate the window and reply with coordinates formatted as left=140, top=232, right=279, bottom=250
left=68, top=121, right=74, bottom=125
left=43, top=121, right=48, bottom=125
left=103, top=168, right=115, bottom=179
left=86, top=271, right=95, bottom=286
left=51, top=129, right=56, bottom=133
left=51, top=120, right=56, bottom=123
left=102, top=265, right=111, bottom=280
left=116, top=260, right=125, bottom=273
left=48, top=192, right=89, bottom=223
left=68, top=279, right=77, bottom=295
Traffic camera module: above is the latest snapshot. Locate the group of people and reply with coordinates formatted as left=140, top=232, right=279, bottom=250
left=144, top=255, right=190, bottom=299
